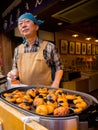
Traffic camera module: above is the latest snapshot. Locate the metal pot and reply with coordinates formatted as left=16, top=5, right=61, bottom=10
left=0, top=86, right=98, bottom=130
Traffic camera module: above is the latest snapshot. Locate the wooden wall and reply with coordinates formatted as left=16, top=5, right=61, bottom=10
left=0, top=32, right=13, bottom=75
left=55, top=29, right=97, bottom=70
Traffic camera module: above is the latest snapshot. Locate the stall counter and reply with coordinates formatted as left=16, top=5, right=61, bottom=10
left=0, top=100, right=48, bottom=130
left=61, top=77, right=89, bottom=93
left=81, top=71, right=98, bottom=91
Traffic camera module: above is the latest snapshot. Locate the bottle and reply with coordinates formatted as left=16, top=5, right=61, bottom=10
left=7, top=77, right=12, bottom=90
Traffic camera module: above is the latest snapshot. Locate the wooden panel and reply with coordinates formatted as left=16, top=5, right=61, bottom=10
left=1, top=33, right=12, bottom=75
left=0, top=101, right=48, bottom=130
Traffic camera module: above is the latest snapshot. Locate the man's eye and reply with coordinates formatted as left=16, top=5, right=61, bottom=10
left=18, top=20, right=30, bottom=26
left=18, top=23, right=22, bottom=26
left=25, top=20, right=30, bottom=23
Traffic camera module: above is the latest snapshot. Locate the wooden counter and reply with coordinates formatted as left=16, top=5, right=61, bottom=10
left=0, top=100, right=48, bottom=130
left=81, top=71, right=98, bottom=91
left=61, top=77, right=89, bottom=93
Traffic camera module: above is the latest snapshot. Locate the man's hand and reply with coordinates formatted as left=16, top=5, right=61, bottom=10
left=7, top=69, right=18, bottom=81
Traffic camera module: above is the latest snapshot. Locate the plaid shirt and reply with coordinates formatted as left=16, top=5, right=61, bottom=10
left=12, top=38, right=63, bottom=72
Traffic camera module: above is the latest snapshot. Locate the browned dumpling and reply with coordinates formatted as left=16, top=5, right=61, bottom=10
left=36, top=104, right=48, bottom=115
left=23, top=95, right=33, bottom=104
left=57, top=97, right=67, bottom=103
left=75, top=101, right=87, bottom=109
left=47, top=100, right=57, bottom=109
left=46, top=93, right=57, bottom=101
left=48, top=89, right=56, bottom=94
left=16, top=97, right=24, bottom=103
left=5, top=95, right=16, bottom=103
left=66, top=94, right=76, bottom=100
left=54, top=106, right=69, bottom=116
left=55, top=89, right=64, bottom=95
left=73, top=96, right=84, bottom=104
left=33, top=96, right=44, bottom=107
left=26, top=89, right=36, bottom=98
left=18, top=103, right=31, bottom=110
left=13, top=91, right=25, bottom=98
left=16, top=95, right=33, bottom=104
left=58, top=100, right=69, bottom=107
left=38, top=88, right=48, bottom=94
left=3, top=93, right=12, bottom=97
left=74, top=107, right=83, bottom=113
left=47, top=105, right=54, bottom=114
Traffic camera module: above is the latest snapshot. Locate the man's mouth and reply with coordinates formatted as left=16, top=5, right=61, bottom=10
left=22, top=28, right=29, bottom=32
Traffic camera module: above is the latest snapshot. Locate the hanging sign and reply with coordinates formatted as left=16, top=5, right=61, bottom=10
left=2, top=0, right=55, bottom=32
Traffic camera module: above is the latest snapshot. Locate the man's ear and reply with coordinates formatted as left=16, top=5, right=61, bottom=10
left=35, top=25, right=39, bottom=31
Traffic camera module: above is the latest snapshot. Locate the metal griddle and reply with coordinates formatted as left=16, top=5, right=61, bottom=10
left=0, top=86, right=97, bottom=119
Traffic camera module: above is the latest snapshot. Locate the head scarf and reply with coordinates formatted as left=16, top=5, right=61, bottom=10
left=18, top=13, right=44, bottom=25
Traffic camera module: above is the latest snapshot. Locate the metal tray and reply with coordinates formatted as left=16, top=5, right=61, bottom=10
left=0, top=86, right=97, bottom=119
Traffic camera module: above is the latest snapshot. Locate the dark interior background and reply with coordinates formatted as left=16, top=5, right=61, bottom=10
left=0, top=0, right=98, bottom=39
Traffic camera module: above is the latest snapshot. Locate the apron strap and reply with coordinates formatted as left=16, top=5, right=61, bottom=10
left=18, top=44, right=24, bottom=54
left=18, top=41, right=48, bottom=53
left=39, top=41, right=48, bottom=51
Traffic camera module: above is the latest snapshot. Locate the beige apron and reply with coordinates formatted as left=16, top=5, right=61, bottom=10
left=17, top=41, right=52, bottom=86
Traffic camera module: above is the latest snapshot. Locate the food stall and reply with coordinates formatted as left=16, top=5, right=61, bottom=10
left=0, top=83, right=98, bottom=130
left=0, top=77, right=48, bottom=130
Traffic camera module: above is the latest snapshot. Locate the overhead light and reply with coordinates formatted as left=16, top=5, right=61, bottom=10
left=72, top=34, right=79, bottom=38
left=57, top=22, right=63, bottom=25
left=85, top=37, right=91, bottom=40
left=95, top=39, right=98, bottom=42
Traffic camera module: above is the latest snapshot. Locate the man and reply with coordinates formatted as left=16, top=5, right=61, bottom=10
left=7, top=13, right=63, bottom=88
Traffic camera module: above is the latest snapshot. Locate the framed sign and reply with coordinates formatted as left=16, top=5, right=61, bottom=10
left=95, top=45, right=98, bottom=55
left=69, top=41, right=75, bottom=54
left=82, top=43, right=86, bottom=55
left=76, top=42, right=81, bottom=54
left=87, top=43, right=91, bottom=55
left=60, top=40, right=68, bottom=54
left=92, top=44, right=95, bottom=55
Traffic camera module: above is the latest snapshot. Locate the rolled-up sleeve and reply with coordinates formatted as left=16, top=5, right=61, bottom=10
left=44, top=42, right=64, bottom=71
left=52, top=44, right=63, bottom=71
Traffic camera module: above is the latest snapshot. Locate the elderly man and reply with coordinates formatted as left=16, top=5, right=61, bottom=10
left=7, top=13, right=63, bottom=88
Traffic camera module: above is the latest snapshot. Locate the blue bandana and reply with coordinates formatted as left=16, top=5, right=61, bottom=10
left=18, top=13, right=44, bottom=25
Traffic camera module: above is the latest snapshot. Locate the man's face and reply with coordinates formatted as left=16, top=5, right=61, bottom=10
left=18, top=18, right=39, bottom=37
